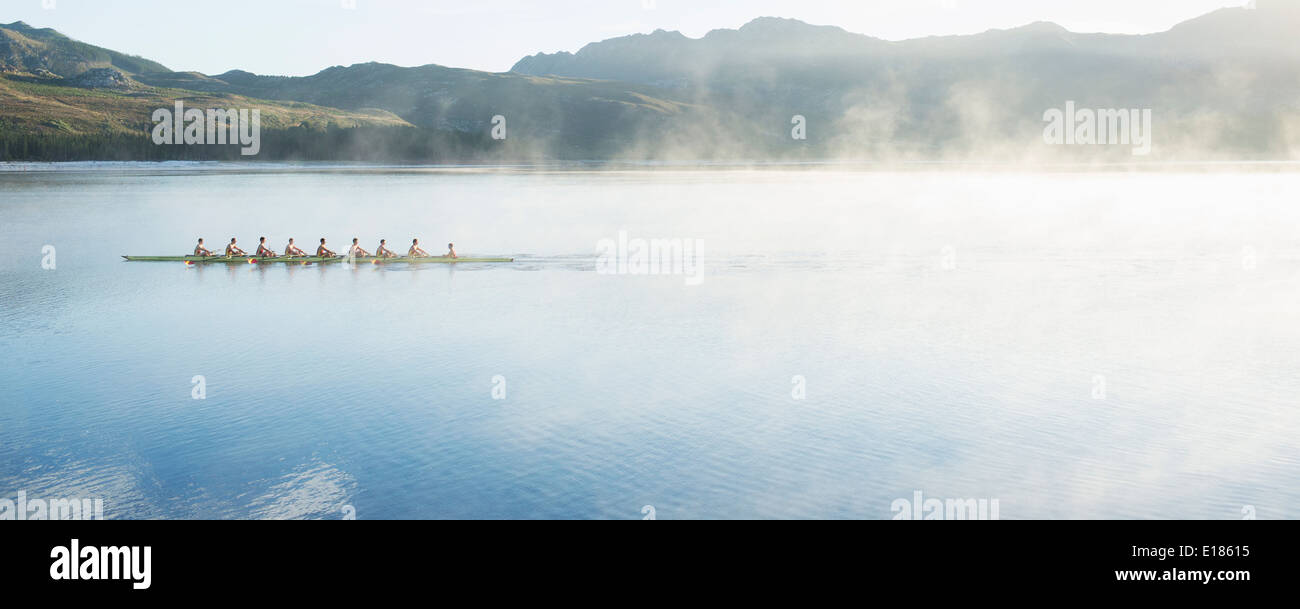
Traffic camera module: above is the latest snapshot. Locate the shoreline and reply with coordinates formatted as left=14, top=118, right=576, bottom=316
left=4, top=159, right=1300, bottom=174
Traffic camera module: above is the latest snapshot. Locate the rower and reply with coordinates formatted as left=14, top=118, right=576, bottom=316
left=226, top=238, right=247, bottom=256
left=317, top=238, right=336, bottom=257
left=194, top=238, right=214, bottom=257
left=347, top=238, right=372, bottom=258
left=376, top=239, right=398, bottom=258
left=445, top=243, right=458, bottom=259
left=255, top=237, right=278, bottom=258
left=408, top=238, right=430, bottom=257
left=284, top=238, right=307, bottom=257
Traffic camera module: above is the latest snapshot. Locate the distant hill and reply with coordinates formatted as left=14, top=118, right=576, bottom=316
left=0, top=20, right=169, bottom=79
left=3, top=2, right=1300, bottom=162
left=513, top=4, right=1300, bottom=84
left=0, top=22, right=424, bottom=162
left=0, top=21, right=410, bottom=139
left=132, top=62, right=700, bottom=157
left=510, top=1, right=1300, bottom=160
left=0, top=19, right=704, bottom=159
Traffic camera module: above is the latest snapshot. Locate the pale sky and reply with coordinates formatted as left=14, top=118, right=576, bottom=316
left=4, top=0, right=1249, bottom=76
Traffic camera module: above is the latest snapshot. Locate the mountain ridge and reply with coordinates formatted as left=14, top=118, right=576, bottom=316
left=511, top=5, right=1300, bottom=82
left=3, top=5, right=1299, bottom=161
left=0, top=19, right=170, bottom=78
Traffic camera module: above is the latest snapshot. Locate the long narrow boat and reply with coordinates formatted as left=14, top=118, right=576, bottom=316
left=122, top=255, right=514, bottom=264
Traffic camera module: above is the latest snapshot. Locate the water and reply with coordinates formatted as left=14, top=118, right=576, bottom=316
left=2, top=164, right=1297, bottom=519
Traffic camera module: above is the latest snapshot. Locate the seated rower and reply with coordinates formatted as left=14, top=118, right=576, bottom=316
left=194, top=238, right=214, bottom=257
left=317, top=238, right=336, bottom=257
left=408, top=238, right=430, bottom=257
left=376, top=239, right=398, bottom=258
left=255, top=237, right=278, bottom=258
left=284, top=238, right=307, bottom=257
left=445, top=243, right=458, bottom=259
left=347, top=238, right=372, bottom=258
left=226, top=238, right=247, bottom=257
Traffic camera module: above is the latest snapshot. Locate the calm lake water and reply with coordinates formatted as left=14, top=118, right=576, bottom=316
left=1, top=163, right=1297, bottom=519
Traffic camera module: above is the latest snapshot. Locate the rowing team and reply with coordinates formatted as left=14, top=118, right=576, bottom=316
left=193, top=237, right=457, bottom=259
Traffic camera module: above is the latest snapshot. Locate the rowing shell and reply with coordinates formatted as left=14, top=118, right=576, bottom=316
left=122, top=255, right=514, bottom=264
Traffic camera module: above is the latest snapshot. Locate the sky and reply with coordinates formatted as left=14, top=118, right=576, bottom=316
left=4, top=0, right=1251, bottom=76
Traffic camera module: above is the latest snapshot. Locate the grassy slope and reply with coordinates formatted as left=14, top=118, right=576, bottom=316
left=0, top=76, right=414, bottom=137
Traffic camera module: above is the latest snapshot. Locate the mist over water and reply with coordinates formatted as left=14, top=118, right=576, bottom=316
left=1, top=165, right=1297, bottom=519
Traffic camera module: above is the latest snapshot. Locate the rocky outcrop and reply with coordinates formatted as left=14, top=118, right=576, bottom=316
left=69, top=67, right=135, bottom=90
